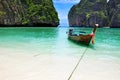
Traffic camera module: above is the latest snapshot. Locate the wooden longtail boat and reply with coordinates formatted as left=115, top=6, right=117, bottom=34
left=68, top=24, right=98, bottom=45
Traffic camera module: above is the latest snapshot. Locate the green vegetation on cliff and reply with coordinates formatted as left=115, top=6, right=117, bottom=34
left=0, top=0, right=59, bottom=26
left=68, top=0, right=120, bottom=27
left=68, top=0, right=108, bottom=27
left=0, top=11, right=6, bottom=16
left=107, top=0, right=120, bottom=27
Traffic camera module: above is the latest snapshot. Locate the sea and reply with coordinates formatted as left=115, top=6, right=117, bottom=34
left=0, top=27, right=120, bottom=61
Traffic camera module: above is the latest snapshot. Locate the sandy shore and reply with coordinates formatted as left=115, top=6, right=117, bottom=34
left=0, top=47, right=120, bottom=80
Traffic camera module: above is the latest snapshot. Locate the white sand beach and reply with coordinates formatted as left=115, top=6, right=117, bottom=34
left=0, top=47, right=120, bottom=80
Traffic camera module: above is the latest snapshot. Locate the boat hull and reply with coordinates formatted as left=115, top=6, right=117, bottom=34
left=68, top=24, right=98, bottom=45
left=68, top=35, right=92, bottom=45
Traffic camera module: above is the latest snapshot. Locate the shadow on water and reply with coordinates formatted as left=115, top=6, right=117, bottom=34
left=89, top=44, right=96, bottom=50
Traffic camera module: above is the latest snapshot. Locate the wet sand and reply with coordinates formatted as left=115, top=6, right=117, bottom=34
left=0, top=47, right=120, bottom=80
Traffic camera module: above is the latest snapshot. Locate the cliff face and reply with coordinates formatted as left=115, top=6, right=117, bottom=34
left=107, top=0, right=120, bottom=28
left=68, top=0, right=108, bottom=27
left=68, top=0, right=120, bottom=28
left=0, top=0, right=59, bottom=27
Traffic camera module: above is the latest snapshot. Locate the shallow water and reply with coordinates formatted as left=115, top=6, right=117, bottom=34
left=0, top=27, right=120, bottom=60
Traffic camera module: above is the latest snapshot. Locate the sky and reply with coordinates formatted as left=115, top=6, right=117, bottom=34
left=53, top=0, right=109, bottom=26
left=53, top=0, right=80, bottom=26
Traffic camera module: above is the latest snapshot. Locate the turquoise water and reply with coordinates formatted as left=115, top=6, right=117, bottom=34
left=0, top=27, right=120, bottom=60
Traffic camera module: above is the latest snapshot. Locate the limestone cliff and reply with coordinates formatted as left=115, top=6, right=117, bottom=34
left=0, top=0, right=59, bottom=27
left=68, top=0, right=108, bottom=27
left=107, top=0, right=120, bottom=28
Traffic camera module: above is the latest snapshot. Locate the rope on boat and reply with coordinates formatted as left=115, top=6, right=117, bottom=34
left=67, top=46, right=88, bottom=80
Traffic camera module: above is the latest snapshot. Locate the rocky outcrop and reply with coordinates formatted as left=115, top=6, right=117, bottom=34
left=107, top=0, right=120, bottom=28
left=68, top=0, right=108, bottom=27
left=0, top=0, right=59, bottom=27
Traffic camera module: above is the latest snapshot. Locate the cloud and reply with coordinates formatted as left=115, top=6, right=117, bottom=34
left=53, top=0, right=80, bottom=4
